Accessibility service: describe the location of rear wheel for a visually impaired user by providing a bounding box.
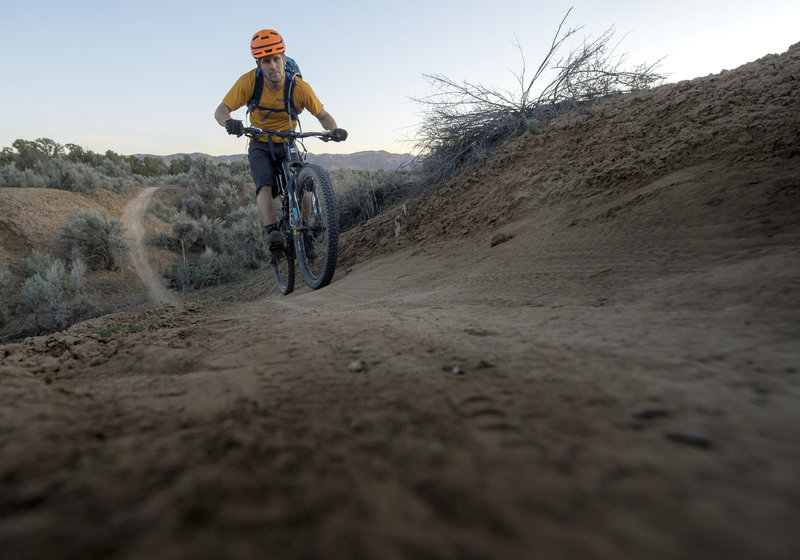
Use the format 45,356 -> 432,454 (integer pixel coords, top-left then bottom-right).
271,211 -> 295,295
294,164 -> 339,290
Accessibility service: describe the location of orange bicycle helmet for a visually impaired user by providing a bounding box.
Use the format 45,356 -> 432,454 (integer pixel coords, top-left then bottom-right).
251,29 -> 285,58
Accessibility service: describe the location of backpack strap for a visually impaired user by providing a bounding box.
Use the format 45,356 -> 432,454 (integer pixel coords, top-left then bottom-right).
246,65 -> 299,125
283,72 -> 298,122
246,67 -> 264,115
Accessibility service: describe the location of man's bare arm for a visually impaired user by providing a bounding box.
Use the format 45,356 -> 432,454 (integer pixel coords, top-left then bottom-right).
315,109 -> 338,131
215,103 -> 233,127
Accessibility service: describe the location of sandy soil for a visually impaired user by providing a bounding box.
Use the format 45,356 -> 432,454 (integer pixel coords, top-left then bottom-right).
1,45 -> 799,559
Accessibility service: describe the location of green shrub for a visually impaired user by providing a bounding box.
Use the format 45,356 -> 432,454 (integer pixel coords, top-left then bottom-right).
207,181 -> 242,218
21,257 -> 101,333
225,205 -> 268,269
179,193 -> 207,218
164,248 -> 239,290
20,249 -> 58,277
60,209 -> 129,270
332,169 -> 421,231
35,158 -> 110,193
150,197 -> 180,222
150,231 -> 181,251
0,164 -> 48,188
170,214 -> 201,266
196,215 -> 226,253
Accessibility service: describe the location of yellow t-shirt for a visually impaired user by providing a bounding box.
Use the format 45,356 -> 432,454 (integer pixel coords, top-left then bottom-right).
222,68 -> 323,142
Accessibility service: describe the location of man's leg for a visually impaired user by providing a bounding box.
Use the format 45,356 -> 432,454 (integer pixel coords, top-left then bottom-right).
257,185 -> 277,226
255,184 -> 283,257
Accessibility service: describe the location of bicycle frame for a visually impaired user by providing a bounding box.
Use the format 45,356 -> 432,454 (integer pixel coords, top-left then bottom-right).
243,126 -> 342,292
274,138 -> 306,239
245,127 -> 334,238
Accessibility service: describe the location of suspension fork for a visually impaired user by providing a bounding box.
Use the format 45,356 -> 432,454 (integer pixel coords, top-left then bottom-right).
281,140 -> 308,234
279,161 -> 304,238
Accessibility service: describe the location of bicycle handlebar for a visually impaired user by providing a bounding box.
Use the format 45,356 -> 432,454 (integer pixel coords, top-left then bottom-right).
243,127 -> 344,142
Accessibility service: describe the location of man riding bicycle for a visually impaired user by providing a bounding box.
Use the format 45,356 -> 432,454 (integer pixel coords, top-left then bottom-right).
214,29 -> 346,259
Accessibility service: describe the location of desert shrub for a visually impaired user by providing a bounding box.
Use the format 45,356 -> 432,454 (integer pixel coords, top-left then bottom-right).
196,215 -> 226,253
1,137 -> 140,192
0,164 -> 48,188
128,155 -> 168,177
21,257 -> 101,333
150,197 -> 181,222
170,214 -> 201,266
174,179 -> 246,220
332,169 -> 422,231
60,209 -> 129,270
414,9 -> 665,186
186,157 -> 233,191
35,158 -> 110,193
179,193 -> 207,218
150,231 -> 181,251
20,249 -> 58,277
164,248 -> 240,290
101,157 -> 133,178
207,181 -> 243,218
225,205 -> 268,269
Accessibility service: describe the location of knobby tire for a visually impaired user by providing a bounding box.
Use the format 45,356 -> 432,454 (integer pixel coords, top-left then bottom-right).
294,164 -> 339,290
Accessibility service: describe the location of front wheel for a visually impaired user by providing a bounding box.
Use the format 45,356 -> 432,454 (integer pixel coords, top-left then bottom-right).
294,164 -> 339,290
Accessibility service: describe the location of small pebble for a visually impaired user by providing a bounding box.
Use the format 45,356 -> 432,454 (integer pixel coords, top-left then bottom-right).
348,361 -> 364,373
666,429 -> 712,449
633,405 -> 670,420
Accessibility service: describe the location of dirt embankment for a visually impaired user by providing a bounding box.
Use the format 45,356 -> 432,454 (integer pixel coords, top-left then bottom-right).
0,45 -> 799,559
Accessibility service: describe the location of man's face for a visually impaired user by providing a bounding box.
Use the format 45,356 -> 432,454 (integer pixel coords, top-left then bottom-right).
258,54 -> 285,88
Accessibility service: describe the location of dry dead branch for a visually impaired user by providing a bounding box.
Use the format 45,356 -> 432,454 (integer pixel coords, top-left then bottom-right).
414,8 -> 665,185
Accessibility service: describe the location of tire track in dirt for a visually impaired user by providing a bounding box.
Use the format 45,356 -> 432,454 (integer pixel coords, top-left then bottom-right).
122,186 -> 177,305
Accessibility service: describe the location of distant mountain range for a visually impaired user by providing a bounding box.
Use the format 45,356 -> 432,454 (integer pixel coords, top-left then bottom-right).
133,150 -> 414,171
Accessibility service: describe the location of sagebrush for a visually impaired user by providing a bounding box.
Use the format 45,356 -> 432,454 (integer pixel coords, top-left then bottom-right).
60,209 -> 129,270
21,257 -> 101,334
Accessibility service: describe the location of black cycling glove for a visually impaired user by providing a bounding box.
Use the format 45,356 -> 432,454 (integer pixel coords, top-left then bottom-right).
331,128 -> 348,142
225,119 -> 244,137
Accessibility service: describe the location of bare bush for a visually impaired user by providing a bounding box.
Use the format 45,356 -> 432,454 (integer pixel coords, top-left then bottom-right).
414,8 -> 665,185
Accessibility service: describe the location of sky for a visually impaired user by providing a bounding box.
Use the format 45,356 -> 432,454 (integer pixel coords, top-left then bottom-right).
0,0 -> 798,157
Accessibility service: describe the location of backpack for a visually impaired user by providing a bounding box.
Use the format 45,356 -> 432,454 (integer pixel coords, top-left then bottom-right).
247,56 -> 302,124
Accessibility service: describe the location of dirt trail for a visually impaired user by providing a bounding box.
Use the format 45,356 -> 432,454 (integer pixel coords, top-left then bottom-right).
0,46 -> 799,559
121,186 -> 177,305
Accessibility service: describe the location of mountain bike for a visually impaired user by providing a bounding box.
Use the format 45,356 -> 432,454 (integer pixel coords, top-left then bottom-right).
243,127 -> 343,294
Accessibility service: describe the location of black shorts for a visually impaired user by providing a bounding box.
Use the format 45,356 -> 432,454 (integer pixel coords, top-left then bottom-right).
248,140 -> 287,198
